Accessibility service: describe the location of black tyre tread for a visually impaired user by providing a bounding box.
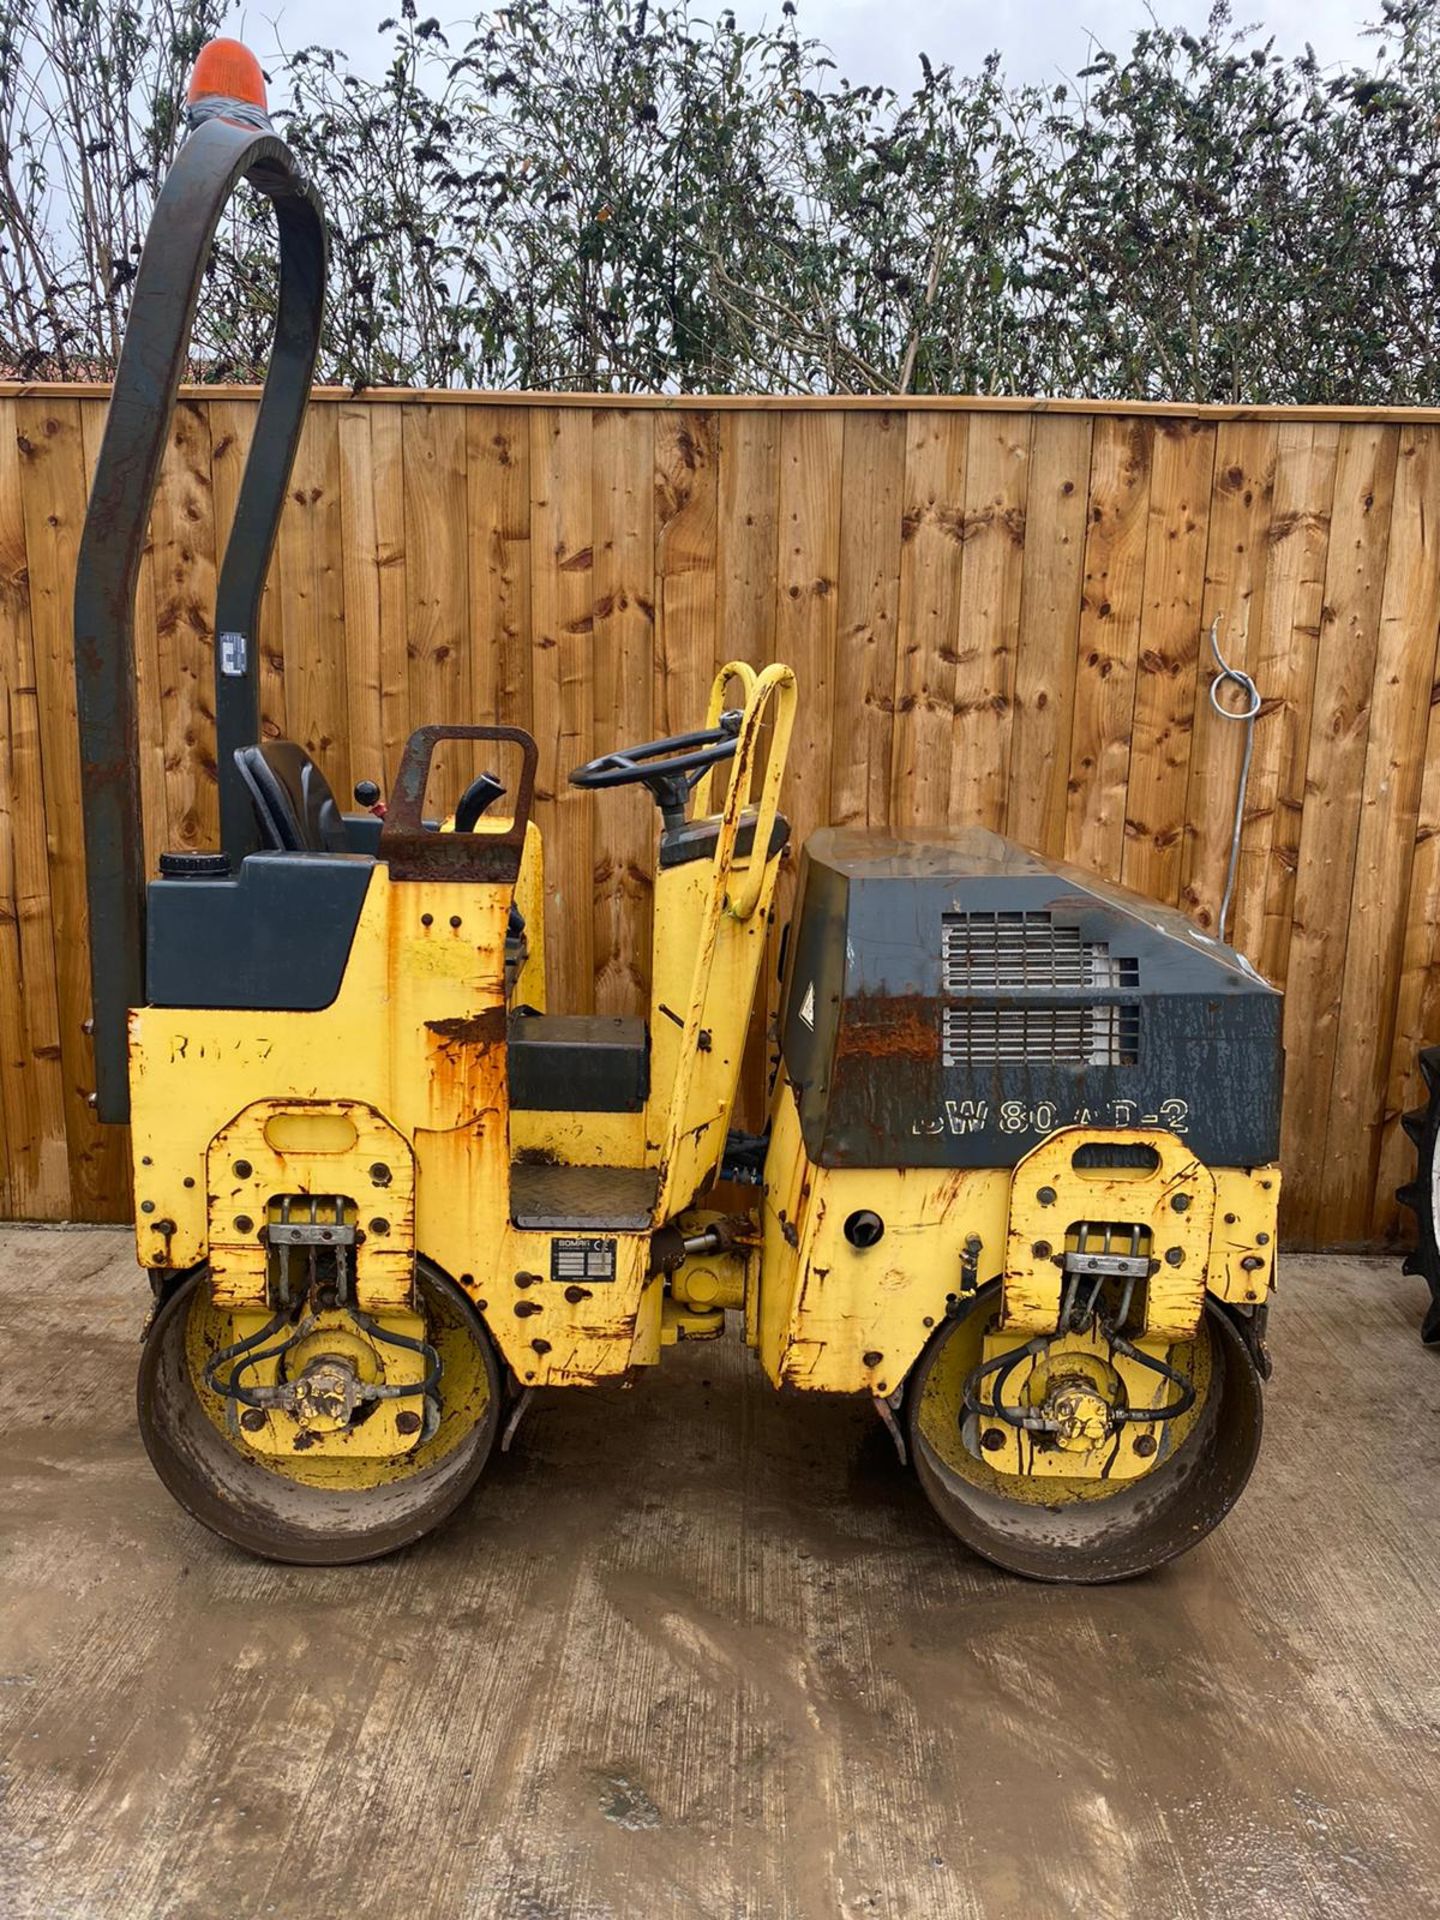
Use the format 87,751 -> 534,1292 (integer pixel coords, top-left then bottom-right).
1396,1046 -> 1440,1345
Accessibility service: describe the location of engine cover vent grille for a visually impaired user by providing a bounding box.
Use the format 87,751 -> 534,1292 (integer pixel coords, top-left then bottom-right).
942,1004 -> 1141,1066
942,911 -> 1139,992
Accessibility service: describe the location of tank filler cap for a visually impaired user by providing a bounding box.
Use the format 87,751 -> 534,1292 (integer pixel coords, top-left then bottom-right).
844,1210 -> 886,1250
158,850 -> 231,879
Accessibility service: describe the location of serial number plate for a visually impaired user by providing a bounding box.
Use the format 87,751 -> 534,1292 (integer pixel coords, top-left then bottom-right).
551,1237 -> 617,1283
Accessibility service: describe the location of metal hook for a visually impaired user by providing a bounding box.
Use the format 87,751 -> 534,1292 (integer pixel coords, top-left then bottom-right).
1206,615 -> 1262,947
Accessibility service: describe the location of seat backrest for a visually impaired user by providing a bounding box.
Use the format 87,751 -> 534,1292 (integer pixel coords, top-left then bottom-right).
234,741 -> 350,854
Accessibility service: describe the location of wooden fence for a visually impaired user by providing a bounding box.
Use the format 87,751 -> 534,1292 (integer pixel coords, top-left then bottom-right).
3,384 -> 1440,1246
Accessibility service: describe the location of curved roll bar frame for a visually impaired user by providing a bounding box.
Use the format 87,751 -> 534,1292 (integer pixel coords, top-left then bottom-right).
73,116 -> 327,1122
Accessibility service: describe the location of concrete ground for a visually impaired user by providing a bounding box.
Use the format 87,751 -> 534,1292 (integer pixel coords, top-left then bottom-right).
1,1229 -> 1438,1920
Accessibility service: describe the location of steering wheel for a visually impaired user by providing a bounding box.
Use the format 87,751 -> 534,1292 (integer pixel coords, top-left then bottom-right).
568,712 -> 743,827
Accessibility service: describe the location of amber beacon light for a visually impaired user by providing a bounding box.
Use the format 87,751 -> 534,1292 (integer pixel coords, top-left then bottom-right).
186,37 -> 268,113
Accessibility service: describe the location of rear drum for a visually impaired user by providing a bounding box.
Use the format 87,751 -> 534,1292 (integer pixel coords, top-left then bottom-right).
906,1282 -> 1263,1583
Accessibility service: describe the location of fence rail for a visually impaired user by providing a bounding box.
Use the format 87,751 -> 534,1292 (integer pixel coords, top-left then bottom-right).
2,385 -> 1438,1247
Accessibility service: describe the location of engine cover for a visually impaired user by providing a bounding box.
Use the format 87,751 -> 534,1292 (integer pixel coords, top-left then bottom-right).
778,827 -> 1283,1170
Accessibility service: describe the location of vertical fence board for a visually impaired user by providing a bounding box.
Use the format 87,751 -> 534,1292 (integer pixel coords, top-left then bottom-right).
530,408 -> 595,1012
339,402 -> 411,789
1247,424 -> 1339,984
1325,427 -> 1440,1242
654,411 -> 719,741
1121,420 -> 1218,906
277,409 -> 350,800
1007,414 -> 1093,859
465,405 -> 532,735
891,413 -> 968,830
717,411 -> 780,676
1064,417 -> 1153,880
1282,424 -> 1400,1243
775,412 -> 844,852
6,387 -> 1440,1248
949,412 -> 1032,832
0,399 -> 71,1218
592,409 -> 655,1015
831,410 -> 904,830
14,396 -> 128,1219
402,404 -> 472,809
147,396 -> 219,852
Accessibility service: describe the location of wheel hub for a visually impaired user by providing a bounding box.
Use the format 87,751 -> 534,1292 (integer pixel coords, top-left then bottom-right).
1045,1370 -> 1114,1451
291,1355 -> 366,1431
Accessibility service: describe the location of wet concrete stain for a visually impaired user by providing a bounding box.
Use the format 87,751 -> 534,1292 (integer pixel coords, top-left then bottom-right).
1,1227 -> 1438,1917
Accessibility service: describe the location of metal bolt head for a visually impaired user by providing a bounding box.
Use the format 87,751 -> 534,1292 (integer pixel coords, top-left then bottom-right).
980,1427 -> 1007,1453
1037,1186 -> 1057,1207
369,1162 -> 392,1188
1170,1192 -> 1191,1213
395,1410 -> 422,1436
1164,1247 -> 1184,1267
1032,1240 -> 1052,1261
240,1408 -> 266,1433
1133,1432 -> 1158,1458
233,1159 -> 252,1179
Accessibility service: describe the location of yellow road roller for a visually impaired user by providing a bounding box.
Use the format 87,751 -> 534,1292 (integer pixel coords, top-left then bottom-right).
70,41 -> 1282,1579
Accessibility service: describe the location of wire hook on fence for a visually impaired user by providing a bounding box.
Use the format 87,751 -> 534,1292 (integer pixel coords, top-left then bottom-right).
1206,614 -> 1263,947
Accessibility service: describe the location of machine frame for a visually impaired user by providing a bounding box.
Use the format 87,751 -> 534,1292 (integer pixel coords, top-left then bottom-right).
70,42 -> 1283,1579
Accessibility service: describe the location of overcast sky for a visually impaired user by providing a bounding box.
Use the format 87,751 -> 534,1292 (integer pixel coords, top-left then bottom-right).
221,0 -> 1381,93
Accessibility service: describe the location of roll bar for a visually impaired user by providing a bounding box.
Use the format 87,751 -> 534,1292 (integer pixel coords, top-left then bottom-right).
73,100 -> 327,1122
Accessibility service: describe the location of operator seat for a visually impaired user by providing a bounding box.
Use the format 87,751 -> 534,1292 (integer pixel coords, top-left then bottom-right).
234,741 -> 350,854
